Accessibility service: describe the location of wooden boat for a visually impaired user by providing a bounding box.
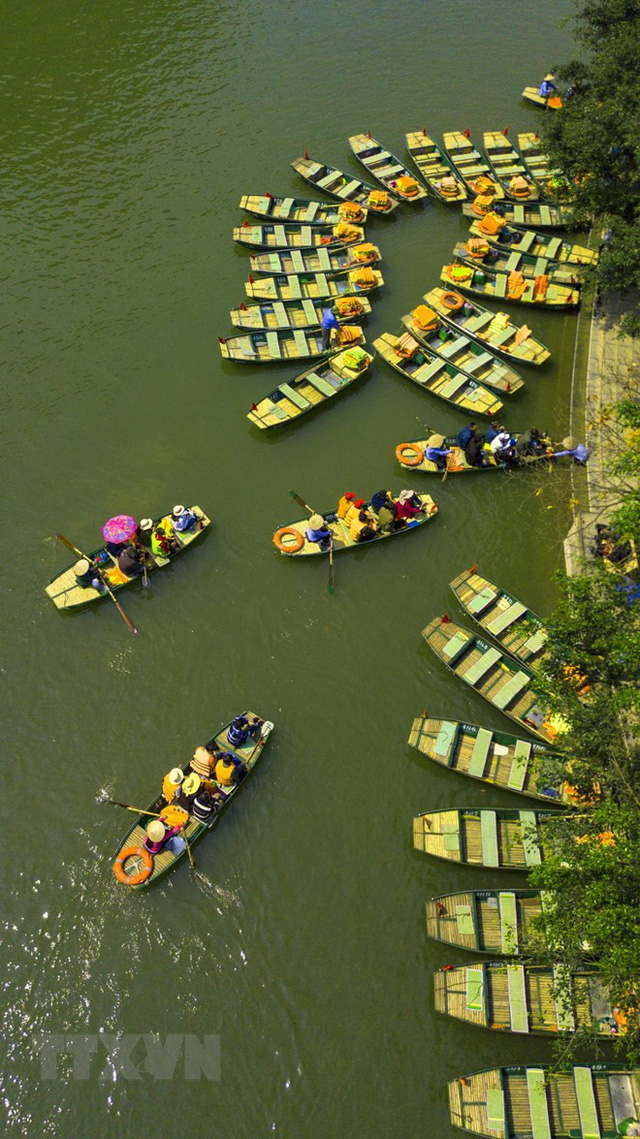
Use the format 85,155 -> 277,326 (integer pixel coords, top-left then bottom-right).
413,808 -> 555,869
462,198 -> 569,228
112,714 -> 273,890
405,130 -> 466,202
516,133 -> 560,188
272,492 -> 438,557
373,332 -> 503,417
239,193 -> 367,226
421,615 -> 565,744
424,287 -> 551,366
347,133 -> 428,201
229,295 -> 371,332
233,221 -> 365,251
395,433 -> 554,476
426,889 -> 545,956
441,262 -> 581,311
435,963 -> 616,1037
482,131 -> 539,201
408,716 -> 565,803
218,326 -> 364,364
522,83 -> 563,108
46,506 -> 210,610
468,218 -> 598,267
247,346 -> 372,429
248,242 -> 381,276
452,241 -> 582,287
448,1064 -> 639,1138
401,307 -> 524,395
442,131 -> 504,199
291,154 -> 399,214
245,267 -> 384,302
450,568 -> 548,671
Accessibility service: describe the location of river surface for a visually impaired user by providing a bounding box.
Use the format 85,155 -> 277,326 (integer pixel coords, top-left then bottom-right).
3,2 -> 586,1135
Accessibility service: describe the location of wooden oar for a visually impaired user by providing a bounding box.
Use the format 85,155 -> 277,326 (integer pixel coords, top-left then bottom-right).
55,533 -> 137,635
289,489 -> 315,514
328,537 -> 335,594
103,798 -> 163,817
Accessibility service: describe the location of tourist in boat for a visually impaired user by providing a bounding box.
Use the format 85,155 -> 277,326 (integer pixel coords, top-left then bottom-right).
456,422 -> 478,449
175,771 -> 201,812
425,434 -> 453,471
151,518 -> 179,558
306,513 -> 332,550
162,767 -> 185,804
371,489 -> 395,513
321,307 -> 340,350
491,430 -> 519,467
464,431 -> 489,468
227,715 -> 263,748
553,435 -> 590,464
538,73 -> 557,98
117,543 -> 145,577
143,819 -> 186,857
170,505 -> 198,533
137,518 -> 154,548
395,489 -> 423,521
484,421 -> 502,445
344,497 -> 366,526
350,509 -> 378,542
214,752 -> 247,786
372,491 -> 403,532
191,788 -> 223,825
190,745 -> 220,780
337,491 -> 356,518
515,427 -> 548,457
73,558 -> 107,593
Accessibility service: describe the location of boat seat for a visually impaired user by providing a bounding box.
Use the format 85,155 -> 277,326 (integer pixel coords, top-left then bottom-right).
573,1068 -> 601,1139
317,172 -> 337,190
442,821 -> 460,853
534,257 -> 549,276
438,373 -> 468,399
494,670 -> 530,709
609,1074 -> 636,1128
518,230 -> 536,252
279,197 -> 294,216
507,964 -> 529,1032
520,811 -> 541,866
522,629 -> 546,656
468,586 -> 498,615
486,1088 -> 506,1132
587,975 -> 612,1021
546,237 -> 561,259
526,1069 -> 552,1139
480,811 -> 499,867
267,403 -> 288,421
455,904 -> 474,935
442,630 -> 473,664
290,250 -> 306,273
465,350 -> 493,373
287,277 -> 303,298
553,964 -> 576,1031
308,373 -> 337,398
513,205 -> 526,223
507,739 -> 531,791
299,226 -> 312,246
499,892 -> 518,953
272,302 -> 290,328
273,225 -> 289,247
465,647 -> 501,686
278,382 -> 310,410
342,180 -> 361,197
547,285 -> 559,301
465,311 -> 493,332
315,249 -> 332,271
468,728 -> 493,777
266,331 -> 282,358
491,326 -> 515,346
417,359 -> 446,383
301,299 -> 318,323
316,273 -> 329,293
505,252 -> 521,272
488,601 -> 527,635
494,274 -> 508,299
433,720 -> 458,760
293,329 -> 310,355
436,338 -> 462,359
539,206 -> 552,225
305,201 -> 319,220
466,966 -> 484,1011
522,280 -> 536,302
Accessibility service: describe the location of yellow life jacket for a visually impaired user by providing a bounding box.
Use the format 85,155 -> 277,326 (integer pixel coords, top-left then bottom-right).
412,304 -> 438,332
465,238 -> 490,258
338,201 -> 364,223
394,333 -> 420,360
507,271 -> 526,298
478,212 -> 506,236
352,243 -> 377,262
367,189 -> 389,210
438,176 -> 458,195
334,296 -> 364,316
448,264 -> 472,282
471,175 -> 495,195
533,274 -> 549,299
335,222 -> 360,242
471,193 -> 494,216
337,324 -> 361,344
215,757 -> 236,786
396,175 -> 419,197
349,266 -> 376,289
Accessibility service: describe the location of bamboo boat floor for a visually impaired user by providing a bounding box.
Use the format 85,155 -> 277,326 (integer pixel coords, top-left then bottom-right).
425,890 -> 545,956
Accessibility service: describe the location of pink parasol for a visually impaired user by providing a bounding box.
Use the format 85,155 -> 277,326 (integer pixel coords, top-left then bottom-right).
102,515 -> 137,544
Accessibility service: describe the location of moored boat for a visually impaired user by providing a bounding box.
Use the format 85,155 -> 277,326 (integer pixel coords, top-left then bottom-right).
408,716 -> 565,803
348,132 -> 428,201
421,615 -> 565,744
272,491 -> 438,557
395,433 -> 554,475
441,262 -> 580,310
424,287 -> 551,366
111,714 -> 273,889
374,331 -> 503,417
233,220 -> 365,251
426,889 -> 545,956
291,154 -> 399,214
247,346 -> 372,429
516,133 -> 560,189
448,1064 -> 639,1138
522,83 -> 563,108
230,295 -> 371,332
452,239 -> 582,287
218,325 -> 364,364
442,130 -> 504,199
483,131 -> 539,201
248,241 -> 380,276
413,808 -> 555,869
450,567 -> 548,670
468,215 -> 598,267
405,130 -> 466,202
239,193 -> 367,225
46,506 -> 211,610
245,266 -> 384,301
402,305 -> 524,395
462,198 -> 570,228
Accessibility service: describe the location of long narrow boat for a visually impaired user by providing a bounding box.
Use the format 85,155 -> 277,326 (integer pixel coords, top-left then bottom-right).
245,266 -> 384,301
239,193 -> 367,226
46,506 -> 210,610
442,131 -> 504,198
348,133 -> 428,201
402,306 -> 524,395
272,491 -> 438,557
218,326 -> 364,364
374,332 -> 503,417
230,295 -> 371,332
112,714 -> 273,889
248,241 -> 380,276
405,130 -> 467,202
449,1064 -> 639,1138
395,433 -> 554,476
421,615 -> 564,744
413,808 -> 555,869
426,889 -> 545,956
441,263 -> 580,311
247,347 -> 372,429
424,287 -> 551,366
450,568 -> 548,670
522,83 -> 563,108
482,131 -> 539,201
516,133 -> 560,189
291,154 -> 399,214
452,240 -> 581,287
435,963 -> 616,1037
468,217 -> 598,267
462,198 -> 569,228
408,716 -> 565,803
233,221 -> 365,251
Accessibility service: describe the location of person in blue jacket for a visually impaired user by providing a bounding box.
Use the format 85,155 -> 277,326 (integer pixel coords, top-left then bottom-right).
306,513 -> 332,550
321,308 -> 340,350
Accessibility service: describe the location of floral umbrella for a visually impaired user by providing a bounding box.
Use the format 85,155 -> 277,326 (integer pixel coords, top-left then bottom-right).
102,515 -> 137,544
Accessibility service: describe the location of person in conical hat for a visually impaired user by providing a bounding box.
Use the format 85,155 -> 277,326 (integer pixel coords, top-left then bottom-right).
539,73 -> 557,98
554,436 -> 589,464
305,512 -> 332,550
425,434 -> 453,472
73,558 -> 106,594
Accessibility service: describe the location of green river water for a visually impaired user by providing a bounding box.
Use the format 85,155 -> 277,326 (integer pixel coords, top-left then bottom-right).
3,2 -> 589,1135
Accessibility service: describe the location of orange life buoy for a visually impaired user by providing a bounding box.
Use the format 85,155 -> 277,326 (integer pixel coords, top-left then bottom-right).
113,845 -> 153,886
395,442 -> 423,467
273,527 -> 305,553
441,291 -> 464,312
510,186 -> 531,198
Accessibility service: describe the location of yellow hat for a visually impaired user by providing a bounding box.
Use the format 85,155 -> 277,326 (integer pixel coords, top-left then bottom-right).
182,772 -> 201,796
146,820 -> 166,842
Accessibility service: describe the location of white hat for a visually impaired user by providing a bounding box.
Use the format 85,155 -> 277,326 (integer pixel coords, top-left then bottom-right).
139,518 -> 153,531
309,513 -> 325,529
146,820 -> 166,842
399,489 -> 415,502
74,559 -> 90,575
167,768 -> 184,786
172,505 -> 185,517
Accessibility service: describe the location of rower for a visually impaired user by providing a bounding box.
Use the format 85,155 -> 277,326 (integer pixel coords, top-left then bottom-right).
306,513 -> 332,550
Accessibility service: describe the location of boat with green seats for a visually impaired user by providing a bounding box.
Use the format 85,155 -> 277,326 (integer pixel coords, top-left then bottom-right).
374,331 -> 503,417
248,241 -> 380,276
467,217 -> 598,266
424,287 -> 550,366
395,432 -> 555,476
402,306 -> 524,395
462,198 -> 570,228
247,347 -> 372,428
413,808 -> 556,869
452,240 -> 581,287
218,326 -> 364,364
233,221 -> 365,251
426,889 -> 546,956
441,262 -> 580,311
245,267 -> 383,302
348,132 -> 428,201
483,130 -> 539,201
442,130 -> 504,199
239,193 -> 367,225
450,567 -> 547,670
291,154 -> 399,214
229,295 -> 371,332
405,130 -> 466,202
272,492 -> 438,557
